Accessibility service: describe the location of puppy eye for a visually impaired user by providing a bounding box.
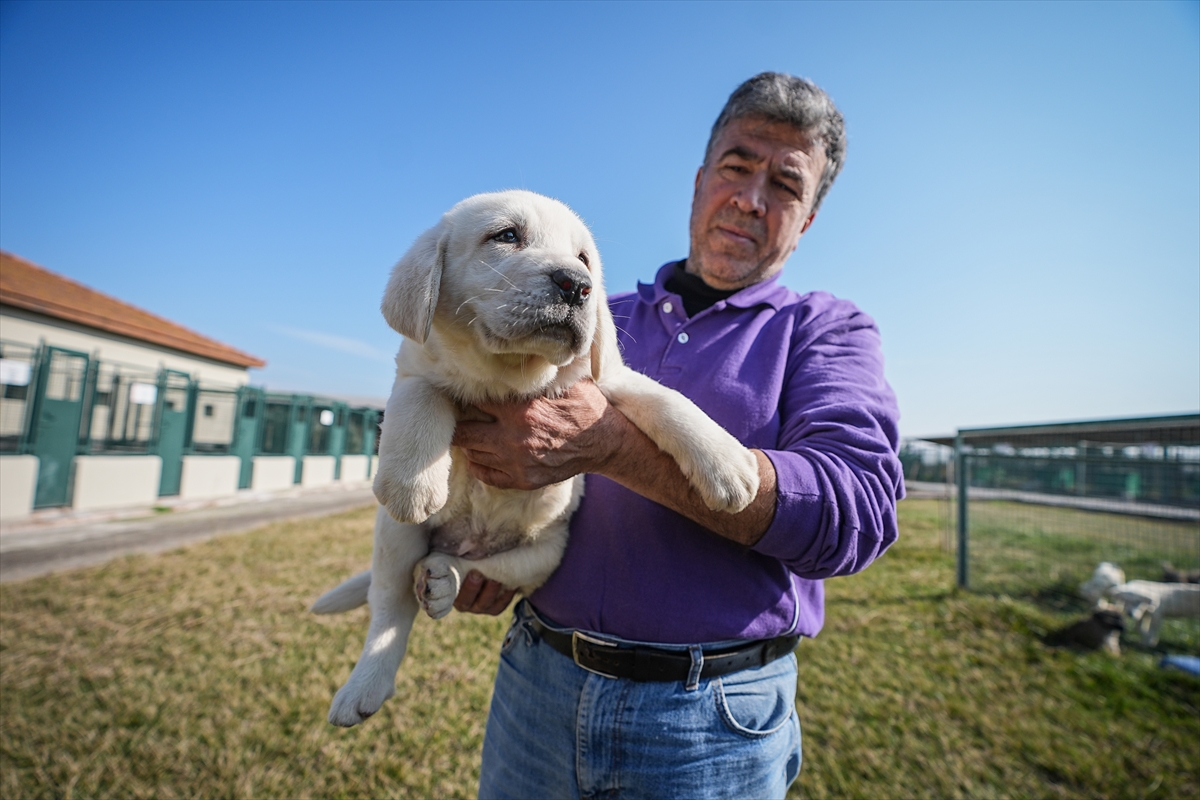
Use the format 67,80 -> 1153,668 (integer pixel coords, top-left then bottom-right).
492,228 -> 521,245
578,252 -> 590,268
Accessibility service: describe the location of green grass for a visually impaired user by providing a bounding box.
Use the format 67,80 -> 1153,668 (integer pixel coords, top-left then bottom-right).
963,501 -> 1200,653
967,500 -> 1199,599
1,500 -> 1198,799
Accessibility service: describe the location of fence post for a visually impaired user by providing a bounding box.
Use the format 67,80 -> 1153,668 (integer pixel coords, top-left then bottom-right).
956,433 -> 969,589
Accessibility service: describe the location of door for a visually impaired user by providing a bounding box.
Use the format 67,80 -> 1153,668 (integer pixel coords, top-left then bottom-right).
328,403 -> 348,479
232,387 -> 263,489
288,397 -> 312,484
155,371 -> 192,496
31,347 -> 89,508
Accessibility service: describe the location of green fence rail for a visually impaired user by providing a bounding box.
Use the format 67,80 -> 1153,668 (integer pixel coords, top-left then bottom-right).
0,339 -> 381,507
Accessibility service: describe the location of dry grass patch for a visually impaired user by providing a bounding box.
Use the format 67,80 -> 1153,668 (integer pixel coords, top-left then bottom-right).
1,500 -> 1197,799
1,506 -> 508,799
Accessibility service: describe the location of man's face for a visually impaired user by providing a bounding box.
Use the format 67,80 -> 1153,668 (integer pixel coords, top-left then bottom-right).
687,116 -> 828,290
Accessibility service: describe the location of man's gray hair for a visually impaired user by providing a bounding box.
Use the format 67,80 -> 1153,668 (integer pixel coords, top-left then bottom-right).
704,72 -> 847,213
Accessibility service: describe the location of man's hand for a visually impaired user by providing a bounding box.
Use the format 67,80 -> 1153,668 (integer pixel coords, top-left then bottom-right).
453,374 -> 777,547
453,570 -> 517,615
452,379 -> 625,490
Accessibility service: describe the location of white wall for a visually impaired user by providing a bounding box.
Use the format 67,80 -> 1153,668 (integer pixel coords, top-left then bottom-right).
301,455 -> 336,487
1,307 -> 251,387
251,456 -> 295,492
0,455 -> 39,521
339,454 -> 369,483
179,456 -> 241,500
72,455 -> 162,511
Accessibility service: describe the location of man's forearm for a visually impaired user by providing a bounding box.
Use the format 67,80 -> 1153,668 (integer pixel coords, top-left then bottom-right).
453,380 -> 778,546
593,408 -> 778,547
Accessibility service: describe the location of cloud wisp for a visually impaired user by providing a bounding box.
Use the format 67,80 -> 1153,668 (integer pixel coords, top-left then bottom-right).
268,324 -> 394,363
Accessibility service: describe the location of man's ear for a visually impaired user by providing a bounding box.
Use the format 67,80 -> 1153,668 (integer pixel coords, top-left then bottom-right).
381,221 -> 448,343
800,211 -> 817,235
694,166 -> 704,196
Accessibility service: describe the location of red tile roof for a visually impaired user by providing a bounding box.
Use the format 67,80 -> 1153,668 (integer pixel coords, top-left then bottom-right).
0,251 -> 266,368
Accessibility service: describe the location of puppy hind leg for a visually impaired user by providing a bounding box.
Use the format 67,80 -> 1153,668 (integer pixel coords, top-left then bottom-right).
416,525 -> 570,619
328,509 -> 429,727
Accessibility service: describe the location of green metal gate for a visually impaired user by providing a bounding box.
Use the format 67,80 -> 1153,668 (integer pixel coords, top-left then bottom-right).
155,370 -> 192,497
232,386 -> 264,489
288,396 -> 312,484
328,403 -> 348,478
30,346 -> 90,508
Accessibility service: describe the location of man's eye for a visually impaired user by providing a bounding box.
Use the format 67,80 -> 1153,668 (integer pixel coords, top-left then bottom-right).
493,228 -> 520,244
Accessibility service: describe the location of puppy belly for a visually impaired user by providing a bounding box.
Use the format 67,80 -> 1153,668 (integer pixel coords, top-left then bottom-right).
428,519 -> 529,560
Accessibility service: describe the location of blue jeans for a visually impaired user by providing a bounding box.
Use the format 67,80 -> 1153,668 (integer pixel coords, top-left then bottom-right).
479,601 -> 802,800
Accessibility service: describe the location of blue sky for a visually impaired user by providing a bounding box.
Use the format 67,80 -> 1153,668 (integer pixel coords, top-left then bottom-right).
1,0 -> 1197,437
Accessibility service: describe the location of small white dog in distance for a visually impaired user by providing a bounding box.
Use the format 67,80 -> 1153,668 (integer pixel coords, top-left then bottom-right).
1109,580 -> 1200,647
1079,561 -> 1200,647
312,190 -> 760,727
1079,562 -> 1126,605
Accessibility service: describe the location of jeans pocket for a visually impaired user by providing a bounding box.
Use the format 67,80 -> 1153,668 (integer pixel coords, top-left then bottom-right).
500,615 -> 529,656
714,653 -> 797,739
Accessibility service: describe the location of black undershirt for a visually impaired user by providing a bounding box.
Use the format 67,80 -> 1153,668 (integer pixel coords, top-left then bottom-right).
663,261 -> 739,317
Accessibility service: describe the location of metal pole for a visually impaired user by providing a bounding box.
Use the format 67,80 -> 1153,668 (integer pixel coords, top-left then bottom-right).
956,433 -> 969,589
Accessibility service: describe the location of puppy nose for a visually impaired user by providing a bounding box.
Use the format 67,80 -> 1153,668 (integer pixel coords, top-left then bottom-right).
550,269 -> 592,306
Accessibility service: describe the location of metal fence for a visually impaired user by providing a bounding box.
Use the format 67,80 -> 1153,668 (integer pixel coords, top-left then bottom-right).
920,416 -> 1200,652
0,339 -> 382,507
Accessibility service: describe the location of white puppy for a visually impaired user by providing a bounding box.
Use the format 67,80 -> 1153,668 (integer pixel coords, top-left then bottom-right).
1079,561 -> 1200,646
1079,562 -> 1125,605
313,190 -> 759,727
1108,580 -> 1200,647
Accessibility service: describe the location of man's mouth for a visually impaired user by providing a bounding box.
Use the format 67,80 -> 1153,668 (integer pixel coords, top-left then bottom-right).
715,225 -> 757,246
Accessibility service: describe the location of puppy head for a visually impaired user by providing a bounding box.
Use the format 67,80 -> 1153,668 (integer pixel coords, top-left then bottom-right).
1080,561 -> 1126,603
382,190 -> 609,374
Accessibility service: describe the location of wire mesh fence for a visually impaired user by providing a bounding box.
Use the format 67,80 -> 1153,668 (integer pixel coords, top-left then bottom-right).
905,417 -> 1200,652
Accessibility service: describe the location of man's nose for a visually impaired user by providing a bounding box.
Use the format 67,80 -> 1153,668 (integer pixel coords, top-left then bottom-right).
731,174 -> 768,216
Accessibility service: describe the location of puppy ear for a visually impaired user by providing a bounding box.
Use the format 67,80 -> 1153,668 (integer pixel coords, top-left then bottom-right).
590,283 -> 618,381
381,222 -> 448,343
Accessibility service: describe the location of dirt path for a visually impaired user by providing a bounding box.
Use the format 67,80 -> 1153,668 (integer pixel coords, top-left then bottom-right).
0,486 -> 376,582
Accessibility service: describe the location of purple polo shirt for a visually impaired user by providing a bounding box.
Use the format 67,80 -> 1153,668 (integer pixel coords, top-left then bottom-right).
529,262 -> 904,644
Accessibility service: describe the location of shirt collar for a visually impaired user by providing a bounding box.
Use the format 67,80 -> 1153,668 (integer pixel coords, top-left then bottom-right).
638,261 -> 791,312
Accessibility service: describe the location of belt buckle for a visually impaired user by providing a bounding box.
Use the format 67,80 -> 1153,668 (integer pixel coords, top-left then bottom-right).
572,630 -> 620,680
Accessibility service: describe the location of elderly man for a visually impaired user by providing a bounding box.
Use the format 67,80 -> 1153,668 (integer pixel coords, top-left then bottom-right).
452,72 -> 903,799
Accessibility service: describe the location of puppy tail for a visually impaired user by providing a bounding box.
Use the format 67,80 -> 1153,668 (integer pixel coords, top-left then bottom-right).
310,570 -> 372,614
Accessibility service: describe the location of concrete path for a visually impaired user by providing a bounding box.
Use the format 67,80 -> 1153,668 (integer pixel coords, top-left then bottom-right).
0,484 -> 377,583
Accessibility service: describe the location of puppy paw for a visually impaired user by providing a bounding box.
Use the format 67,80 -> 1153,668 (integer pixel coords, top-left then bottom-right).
414,555 -> 462,620
685,447 -> 760,513
374,470 -> 448,524
328,674 -> 395,728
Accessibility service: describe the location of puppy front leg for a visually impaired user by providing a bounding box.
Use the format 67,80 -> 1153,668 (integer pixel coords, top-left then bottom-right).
600,367 -> 759,513
1141,603 -> 1165,647
374,374 -> 457,523
414,524 -> 571,619
328,508 -> 428,727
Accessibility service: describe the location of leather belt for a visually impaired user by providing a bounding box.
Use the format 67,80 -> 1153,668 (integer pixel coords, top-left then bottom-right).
528,616 -> 799,683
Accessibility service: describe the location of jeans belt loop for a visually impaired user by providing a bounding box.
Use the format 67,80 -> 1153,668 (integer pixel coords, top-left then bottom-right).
685,645 -> 704,691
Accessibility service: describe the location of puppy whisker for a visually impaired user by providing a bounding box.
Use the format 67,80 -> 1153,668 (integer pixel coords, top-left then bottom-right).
478,259 -> 518,289
456,295 -> 484,316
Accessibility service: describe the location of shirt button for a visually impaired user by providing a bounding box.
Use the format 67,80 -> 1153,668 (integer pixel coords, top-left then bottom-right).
663,301 -> 673,314
677,332 -> 689,344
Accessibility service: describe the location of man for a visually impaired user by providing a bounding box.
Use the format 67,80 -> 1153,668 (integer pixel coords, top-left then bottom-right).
452,72 -> 903,799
